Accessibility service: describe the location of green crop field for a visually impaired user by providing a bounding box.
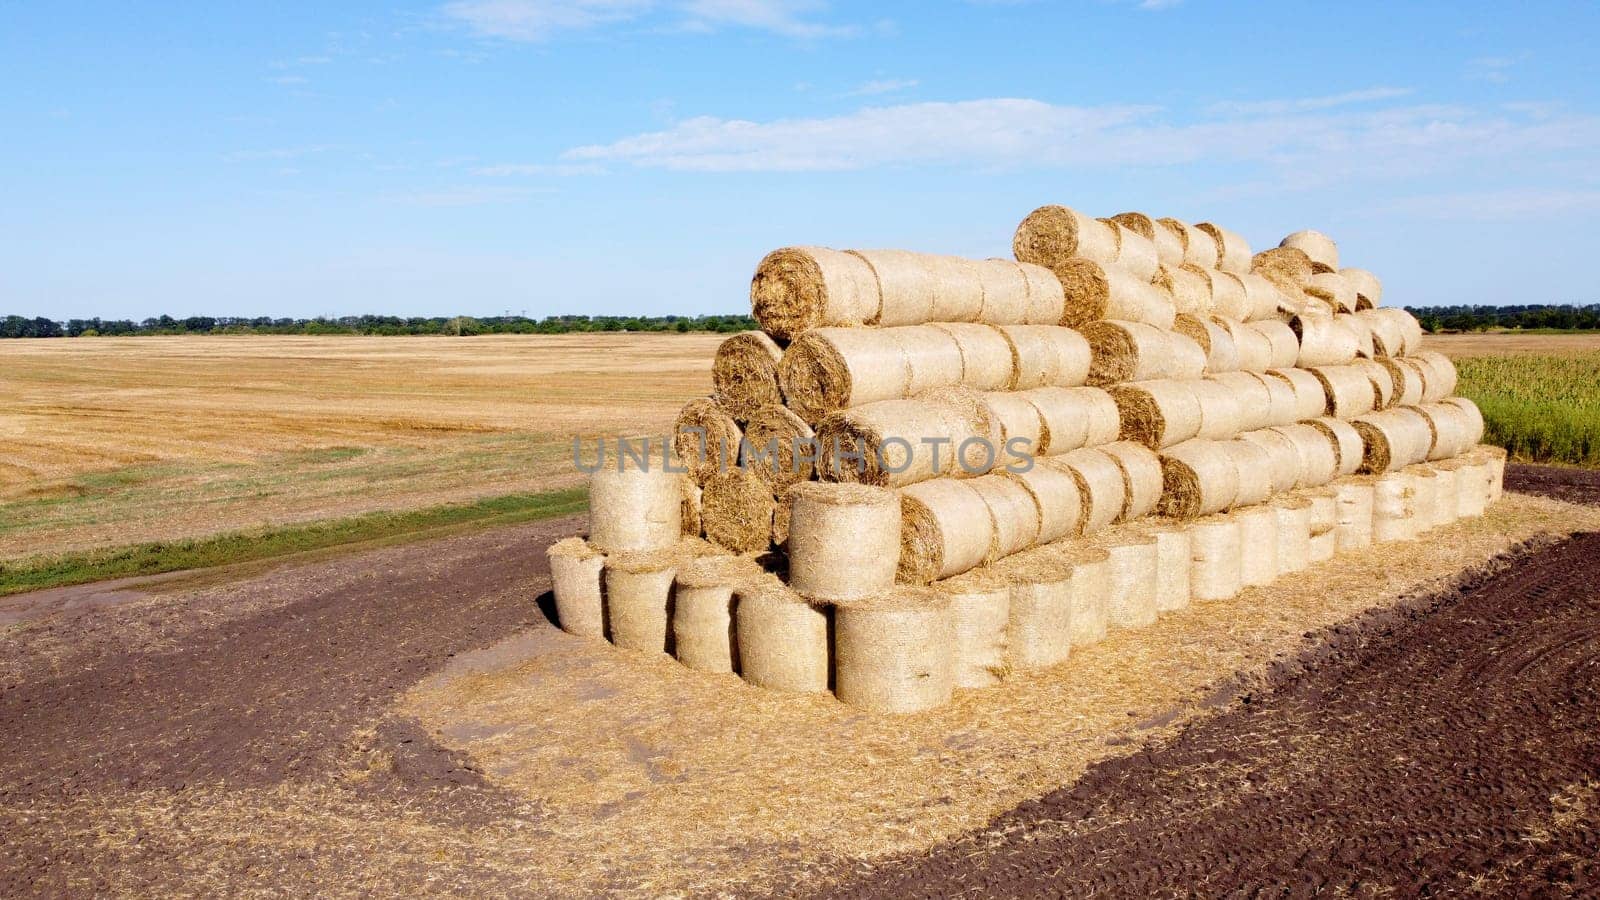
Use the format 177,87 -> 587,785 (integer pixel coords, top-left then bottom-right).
1455,351 -> 1600,466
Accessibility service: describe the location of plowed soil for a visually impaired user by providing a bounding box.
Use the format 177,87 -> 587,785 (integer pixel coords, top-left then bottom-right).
816,531 -> 1600,898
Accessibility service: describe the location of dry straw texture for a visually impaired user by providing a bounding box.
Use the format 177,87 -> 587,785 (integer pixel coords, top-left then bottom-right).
1248,319 -> 1301,369
1083,320 -> 1179,385
1272,423 -> 1340,489
1019,262 -> 1068,325
701,468 -> 775,554
1305,271 -> 1357,314
1111,211 -> 1185,267
1158,217 -> 1220,268
1334,480 -> 1376,551
1155,263 -> 1214,316
604,550 -> 680,654
833,588 -> 955,714
1004,558 -> 1075,669
968,474 -> 1043,563
673,555 -> 760,674
1350,357 -> 1396,409
815,394 -> 984,487
779,327 -> 910,423
548,537 -> 607,639
1188,265 -> 1251,321
1213,316 -> 1273,371
1225,439 -> 1276,508
1339,313 -> 1378,359
750,246 -> 879,340
1272,496 -> 1313,574
1305,487 -> 1338,535
1197,222 -> 1252,273
1309,365 -> 1379,419
939,570 -> 1013,688
1290,314 -> 1360,367
1173,313 -> 1240,374
1013,204 -> 1121,269
735,576 -> 831,692
851,249 -> 938,327
1064,547 -> 1110,645
1005,464 -> 1083,544
1053,447 -> 1128,534
1021,386 -> 1120,455
1405,465 -> 1442,532
1376,308 -> 1424,355
1265,366 -> 1331,422
923,254 -> 987,323
681,480 -> 703,538
1341,268 -> 1382,308
1354,309 -> 1402,357
1234,505 -> 1280,587
1159,439 -> 1239,519
1456,458 -> 1491,519
1418,400 -> 1482,461
1252,246 -> 1314,298
1476,444 -> 1506,503
1149,524 -> 1193,613
1189,378 -> 1246,440
1427,464 -> 1460,530
1307,416 -> 1365,477
995,325 -> 1090,390
1372,471 -> 1418,542
786,482 -> 899,602
1189,514 -> 1243,601
1378,357 -> 1426,407
1441,397 -> 1486,448
1110,380 -> 1203,449
1280,229 -> 1339,272
1237,272 -> 1290,322
1102,218 -> 1161,280
892,325 -> 966,395
1098,529 -> 1159,629
1101,440 -> 1164,521
1237,427 -> 1304,494
1206,371 -> 1273,431
1352,408 -> 1434,474
971,258 -> 1030,325
741,405 -> 816,489
712,331 -> 786,420
899,478 -> 993,584
933,323 -> 1017,392
1053,258 -> 1176,329
1412,350 -> 1460,401
674,398 -> 744,485
982,392 -> 1045,455
588,465 -> 683,554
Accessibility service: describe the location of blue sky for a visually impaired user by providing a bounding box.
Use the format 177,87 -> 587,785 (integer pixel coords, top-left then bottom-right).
3,1 -> 1598,320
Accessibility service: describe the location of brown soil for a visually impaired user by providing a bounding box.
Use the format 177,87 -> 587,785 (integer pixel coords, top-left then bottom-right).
1506,461 -> 1600,506
811,532 -> 1600,898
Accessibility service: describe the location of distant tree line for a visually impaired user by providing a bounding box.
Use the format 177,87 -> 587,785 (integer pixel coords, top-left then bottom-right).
1406,304 -> 1600,333
0,313 -> 759,338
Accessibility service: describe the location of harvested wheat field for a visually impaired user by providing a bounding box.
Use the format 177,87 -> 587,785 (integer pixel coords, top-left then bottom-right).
0,334 -> 719,559
4,475 -> 1599,897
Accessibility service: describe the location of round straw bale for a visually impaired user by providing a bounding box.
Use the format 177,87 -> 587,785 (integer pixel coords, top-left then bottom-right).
1246,319 -> 1300,368
888,325 -> 965,396
674,398 -> 743,486
1013,205 -> 1120,268
1206,371 -> 1273,431
1440,397 -> 1486,445
1019,262 -> 1067,325
1307,416 -> 1365,476
1234,272 -> 1286,322
1280,230 -> 1339,272
1375,308 -> 1424,355
1305,271 -> 1357,314
1334,480 -> 1375,551
972,258 -> 1030,325
1066,548 -> 1111,645
673,555 -> 761,673
1353,309 -> 1402,357
1252,246 -> 1314,296
1159,439 -> 1240,519
787,482 -> 898,601
779,327 -> 911,424
1350,358 -> 1395,409
751,246 -> 880,340
712,331 -> 785,420
1454,457 -> 1491,519
1371,471 -> 1417,543
1096,529 -> 1159,629
735,576 -> 831,692
1101,219 -> 1160,280
682,480 -> 703,537
982,392 -> 1044,459
1197,222 -> 1252,273
1237,427 -> 1304,494
1261,368 -> 1325,422
1168,333 -> 1209,381
899,479 -> 993,584
1248,370 -> 1302,428
1189,379 -> 1246,440
1310,365 -> 1378,419
937,569 -> 1012,688
1101,440 -> 1164,521
701,468 -> 774,554
929,323 -> 1014,392
1417,401 -> 1481,461
1412,350 -> 1459,401
1148,524 -> 1193,613
850,249 -> 938,327
589,465 -> 683,554
1404,465 -> 1443,532
1272,496 -> 1312,574
1053,258 -> 1176,329
1110,380 -> 1204,449
741,404 -> 816,489
1082,319 -> 1176,385
1379,357 -> 1426,407
1159,217 -> 1219,269
1428,463 -> 1460,529
604,549 -> 679,654
1341,268 -> 1382,309
1042,327 -> 1093,386
815,396 -> 976,487
1004,464 -> 1083,544
1053,447 -> 1128,534
771,485 -> 792,547
549,537 -> 606,639
1224,439 -> 1275,508
1002,555 -> 1074,668
1352,407 -> 1434,474
996,325 -> 1090,390
923,254 -> 986,323
833,588 -> 955,714
930,386 -> 1006,476
1174,313 -> 1240,374
1290,314 -> 1360,367
1308,529 -> 1337,563
1186,265 -> 1251,321
1190,515 -> 1243,601
1271,423 -> 1340,488
1234,505 -> 1279,587
1022,386 -> 1120,455
1306,487 -> 1338,538
1337,313 -> 1377,359
968,473 -> 1043,563
1475,445 -> 1506,504
1211,316 -> 1272,371
1112,211 -> 1185,267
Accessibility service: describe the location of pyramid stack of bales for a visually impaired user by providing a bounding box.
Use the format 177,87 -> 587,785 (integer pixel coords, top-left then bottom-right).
548,207 -> 1502,715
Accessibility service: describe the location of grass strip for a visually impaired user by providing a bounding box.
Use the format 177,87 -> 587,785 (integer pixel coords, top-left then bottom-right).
1455,352 -> 1600,467
0,487 -> 588,597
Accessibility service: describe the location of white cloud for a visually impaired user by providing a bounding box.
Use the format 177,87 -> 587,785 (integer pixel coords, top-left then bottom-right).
1468,55 -> 1518,83
1207,87 -> 1414,117
1137,0 -> 1183,9
560,96 -> 1600,188
388,185 -> 554,206
440,0 -> 855,40
472,162 -> 608,176
846,78 -> 918,96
